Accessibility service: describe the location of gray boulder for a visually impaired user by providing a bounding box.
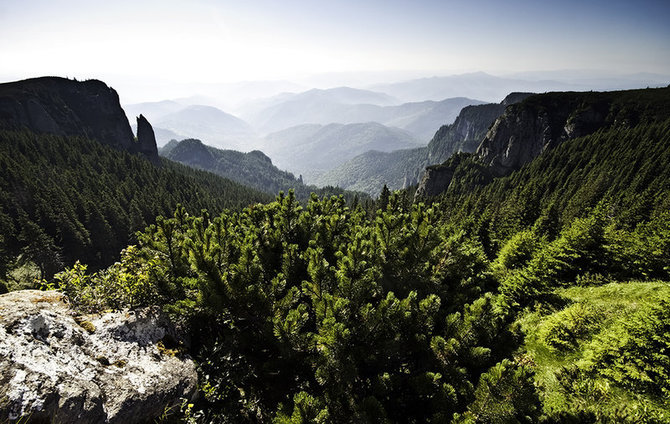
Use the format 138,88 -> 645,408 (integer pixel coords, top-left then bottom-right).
0,290 -> 197,423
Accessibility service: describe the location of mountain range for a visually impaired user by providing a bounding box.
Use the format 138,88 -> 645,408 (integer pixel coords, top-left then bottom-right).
369,71 -> 670,103
262,122 -> 423,182
125,89 -> 483,150
2,74 -> 670,423
159,138 -> 361,200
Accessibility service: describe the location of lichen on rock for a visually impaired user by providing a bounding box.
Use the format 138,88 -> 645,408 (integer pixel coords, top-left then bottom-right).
0,290 -> 197,423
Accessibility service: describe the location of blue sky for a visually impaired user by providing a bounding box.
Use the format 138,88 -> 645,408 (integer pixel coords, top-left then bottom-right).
1,0 -> 668,98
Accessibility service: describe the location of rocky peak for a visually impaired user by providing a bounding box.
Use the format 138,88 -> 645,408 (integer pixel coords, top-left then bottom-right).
0,77 -> 159,164
411,92 -> 534,195
476,92 -> 612,176
136,114 -> 160,165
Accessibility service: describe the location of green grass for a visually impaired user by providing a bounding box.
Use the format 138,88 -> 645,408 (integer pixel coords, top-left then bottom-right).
518,280 -> 670,422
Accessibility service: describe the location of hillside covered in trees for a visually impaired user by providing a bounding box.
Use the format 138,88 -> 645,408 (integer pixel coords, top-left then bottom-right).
0,129 -> 271,291
48,87 -> 670,422
160,138 -> 366,201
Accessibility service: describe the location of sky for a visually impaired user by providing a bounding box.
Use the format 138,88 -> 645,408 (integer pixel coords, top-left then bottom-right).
1,0 -> 669,102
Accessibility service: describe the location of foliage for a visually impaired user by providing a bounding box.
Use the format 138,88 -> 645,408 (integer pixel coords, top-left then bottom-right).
0,129 -> 270,281
538,302 -> 604,352
59,192 -> 526,422
454,358 -> 541,424
584,295 -> 670,397
520,281 -> 670,423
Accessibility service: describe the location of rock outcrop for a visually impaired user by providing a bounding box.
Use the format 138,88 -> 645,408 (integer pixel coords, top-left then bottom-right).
414,165 -> 454,198
475,89 -> 662,177
0,77 -> 159,164
417,87 -> 670,197
136,114 -> 161,165
0,290 -> 197,423
425,93 -> 533,166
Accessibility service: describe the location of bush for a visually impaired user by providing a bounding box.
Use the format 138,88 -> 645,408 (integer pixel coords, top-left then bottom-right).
454,358 -> 541,424
56,245 -> 164,311
585,296 -> 670,397
495,230 -> 543,272
538,303 -> 605,352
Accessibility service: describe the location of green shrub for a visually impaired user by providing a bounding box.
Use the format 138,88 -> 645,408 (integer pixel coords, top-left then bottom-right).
495,230 -> 543,271
454,358 -> 541,424
585,297 -> 670,397
539,303 -> 605,352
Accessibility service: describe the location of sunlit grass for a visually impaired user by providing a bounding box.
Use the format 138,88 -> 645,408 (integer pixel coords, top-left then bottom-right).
519,280 -> 670,421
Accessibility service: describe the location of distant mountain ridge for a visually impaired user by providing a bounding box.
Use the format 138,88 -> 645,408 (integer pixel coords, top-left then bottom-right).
370,71 -> 669,103
263,122 -> 422,182
153,105 -> 258,151
243,88 -> 482,139
0,77 -> 159,164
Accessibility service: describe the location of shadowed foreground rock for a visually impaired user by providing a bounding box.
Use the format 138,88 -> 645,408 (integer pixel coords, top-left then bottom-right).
0,290 -> 197,423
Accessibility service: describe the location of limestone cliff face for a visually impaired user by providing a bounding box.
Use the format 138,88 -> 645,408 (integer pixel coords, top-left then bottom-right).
0,290 -> 196,423
413,93 -> 532,196
476,92 -> 617,177
414,165 -> 454,198
422,93 -> 533,174
0,77 -> 159,164
426,103 -> 506,164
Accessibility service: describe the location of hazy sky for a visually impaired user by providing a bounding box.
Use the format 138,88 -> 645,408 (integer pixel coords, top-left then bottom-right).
1,0 -> 669,101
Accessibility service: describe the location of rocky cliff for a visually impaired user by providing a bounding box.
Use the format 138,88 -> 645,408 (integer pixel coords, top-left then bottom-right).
411,93 -> 532,196
477,88 -> 670,177
0,290 -> 196,423
0,77 -> 159,164
417,87 -> 670,197
316,93 -> 532,196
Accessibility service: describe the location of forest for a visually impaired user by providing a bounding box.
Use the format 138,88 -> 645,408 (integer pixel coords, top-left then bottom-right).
0,129 -> 271,289
49,117 -> 670,422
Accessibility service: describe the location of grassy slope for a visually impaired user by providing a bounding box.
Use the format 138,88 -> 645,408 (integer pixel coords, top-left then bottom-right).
519,281 -> 670,422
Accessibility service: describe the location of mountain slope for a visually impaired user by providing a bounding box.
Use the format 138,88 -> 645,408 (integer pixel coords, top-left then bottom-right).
316,93 -> 531,196
417,87 -> 670,197
154,105 -> 258,150
263,122 -> 422,181
0,77 -> 159,163
0,130 -> 270,284
161,138 -> 304,196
